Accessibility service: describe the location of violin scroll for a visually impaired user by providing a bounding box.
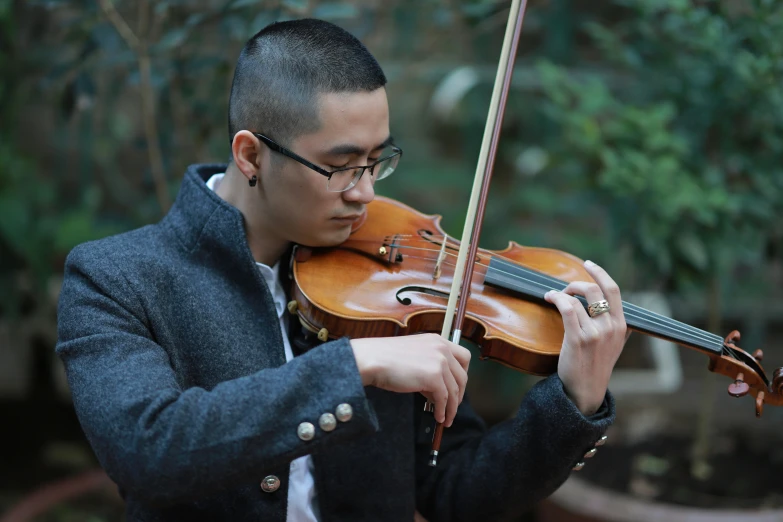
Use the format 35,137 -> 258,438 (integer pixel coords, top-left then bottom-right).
712,331 -> 783,417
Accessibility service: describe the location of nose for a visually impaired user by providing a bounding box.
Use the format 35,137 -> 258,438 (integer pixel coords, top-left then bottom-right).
342,169 -> 375,204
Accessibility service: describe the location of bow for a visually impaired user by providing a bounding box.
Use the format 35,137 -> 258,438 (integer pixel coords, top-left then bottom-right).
428,0 -> 530,466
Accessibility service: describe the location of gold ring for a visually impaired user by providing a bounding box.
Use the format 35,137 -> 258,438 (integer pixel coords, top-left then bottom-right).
587,299 -> 610,318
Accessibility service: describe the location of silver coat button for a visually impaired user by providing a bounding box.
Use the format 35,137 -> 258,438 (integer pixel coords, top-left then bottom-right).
595,435 -> 608,447
335,403 -> 353,422
260,475 -> 280,493
319,413 -> 337,432
297,422 -> 315,441
572,462 -> 585,471
584,448 -> 598,459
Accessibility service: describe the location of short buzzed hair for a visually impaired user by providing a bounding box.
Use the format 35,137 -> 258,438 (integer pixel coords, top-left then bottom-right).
228,19 -> 387,146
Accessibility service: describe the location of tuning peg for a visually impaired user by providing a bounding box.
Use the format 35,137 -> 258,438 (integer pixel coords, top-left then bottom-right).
756,391 -> 765,418
724,330 -> 741,346
728,373 -> 750,397
753,349 -> 764,362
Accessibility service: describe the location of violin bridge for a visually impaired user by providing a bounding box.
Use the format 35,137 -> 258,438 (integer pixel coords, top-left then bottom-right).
433,234 -> 448,279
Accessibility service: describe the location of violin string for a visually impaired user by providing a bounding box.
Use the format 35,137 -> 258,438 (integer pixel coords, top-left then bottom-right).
362,237 -> 736,359
382,243 -> 725,349
393,249 -> 710,342
388,238 -> 723,340
385,243 -> 715,338
384,237 -> 738,360
355,231 -> 742,361
398,251 -> 733,358
387,242 -> 713,338
485,258 -> 727,347
357,235 -> 731,354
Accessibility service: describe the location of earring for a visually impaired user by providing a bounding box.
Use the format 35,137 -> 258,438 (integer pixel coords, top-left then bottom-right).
248,175 -> 258,187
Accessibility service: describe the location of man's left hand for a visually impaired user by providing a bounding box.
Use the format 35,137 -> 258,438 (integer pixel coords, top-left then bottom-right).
544,260 -> 629,416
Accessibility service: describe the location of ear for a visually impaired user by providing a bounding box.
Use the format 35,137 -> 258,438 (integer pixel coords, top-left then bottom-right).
231,131 -> 268,183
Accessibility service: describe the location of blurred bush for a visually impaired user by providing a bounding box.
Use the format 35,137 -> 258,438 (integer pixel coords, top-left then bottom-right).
1,0 -> 781,405
535,0 -> 783,292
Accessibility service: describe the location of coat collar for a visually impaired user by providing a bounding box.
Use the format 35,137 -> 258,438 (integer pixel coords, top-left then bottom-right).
162,163 -> 247,257
162,163 -> 322,355
162,162 -> 296,276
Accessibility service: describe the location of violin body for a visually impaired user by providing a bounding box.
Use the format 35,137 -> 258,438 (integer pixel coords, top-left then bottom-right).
291,196 -> 591,375
291,196 -> 783,416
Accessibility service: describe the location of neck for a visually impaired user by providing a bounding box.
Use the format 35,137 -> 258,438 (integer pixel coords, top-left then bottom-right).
215,165 -> 290,266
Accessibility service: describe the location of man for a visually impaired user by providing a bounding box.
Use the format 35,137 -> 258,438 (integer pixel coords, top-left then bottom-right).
56,19 -> 627,522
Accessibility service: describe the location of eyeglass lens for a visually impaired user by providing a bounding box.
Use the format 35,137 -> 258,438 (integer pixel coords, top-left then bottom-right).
327,148 -> 400,192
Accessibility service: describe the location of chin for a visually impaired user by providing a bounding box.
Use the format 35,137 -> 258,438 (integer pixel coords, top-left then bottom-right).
299,228 -> 351,248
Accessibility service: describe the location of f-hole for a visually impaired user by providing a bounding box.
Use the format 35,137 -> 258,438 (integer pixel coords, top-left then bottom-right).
396,285 -> 451,305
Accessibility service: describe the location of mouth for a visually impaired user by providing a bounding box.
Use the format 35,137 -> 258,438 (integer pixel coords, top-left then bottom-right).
331,214 -> 363,223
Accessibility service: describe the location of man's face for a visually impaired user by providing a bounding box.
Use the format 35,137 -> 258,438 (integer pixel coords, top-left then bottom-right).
258,88 -> 391,247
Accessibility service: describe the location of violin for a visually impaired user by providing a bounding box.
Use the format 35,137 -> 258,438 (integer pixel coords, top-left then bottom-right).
290,0 -> 782,464
289,196 -> 783,421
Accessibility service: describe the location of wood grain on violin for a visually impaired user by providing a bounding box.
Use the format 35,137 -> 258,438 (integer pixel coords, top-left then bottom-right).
292,197 -> 783,417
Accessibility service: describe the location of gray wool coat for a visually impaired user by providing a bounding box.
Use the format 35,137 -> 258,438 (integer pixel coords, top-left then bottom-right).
56,163 -> 615,522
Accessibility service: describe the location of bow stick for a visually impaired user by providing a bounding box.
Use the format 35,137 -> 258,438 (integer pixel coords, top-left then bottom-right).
428,0 -> 530,466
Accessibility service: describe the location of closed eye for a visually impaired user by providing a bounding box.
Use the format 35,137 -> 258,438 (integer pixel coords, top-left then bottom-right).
328,153 -> 385,171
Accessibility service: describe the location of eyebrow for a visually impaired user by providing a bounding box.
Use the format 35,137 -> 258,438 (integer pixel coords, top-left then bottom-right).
325,135 -> 394,156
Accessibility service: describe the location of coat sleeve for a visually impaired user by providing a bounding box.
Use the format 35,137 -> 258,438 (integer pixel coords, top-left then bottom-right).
55,244 -> 378,507
414,374 -> 615,522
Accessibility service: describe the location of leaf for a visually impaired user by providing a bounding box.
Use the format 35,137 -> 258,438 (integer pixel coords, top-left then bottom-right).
281,0 -> 308,11
0,196 -> 31,256
250,12 -> 274,32
185,12 -> 206,28
53,210 -> 122,253
313,3 -> 359,20
157,27 -> 189,51
676,233 -> 709,271
460,2 -> 498,19
231,0 -> 264,9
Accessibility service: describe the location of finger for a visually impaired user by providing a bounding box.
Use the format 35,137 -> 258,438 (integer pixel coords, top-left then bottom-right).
431,380 -> 448,425
442,360 -> 460,427
437,339 -> 468,403
554,291 -> 600,343
440,342 -> 468,403
448,342 -> 472,372
545,290 -> 584,333
447,351 -> 469,404
562,281 -> 606,313
582,260 -> 624,319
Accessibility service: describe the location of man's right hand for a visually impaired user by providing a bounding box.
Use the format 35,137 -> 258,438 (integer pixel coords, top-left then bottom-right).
350,334 -> 471,427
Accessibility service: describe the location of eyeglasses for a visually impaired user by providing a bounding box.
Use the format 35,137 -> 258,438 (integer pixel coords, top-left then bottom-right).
249,132 -> 402,192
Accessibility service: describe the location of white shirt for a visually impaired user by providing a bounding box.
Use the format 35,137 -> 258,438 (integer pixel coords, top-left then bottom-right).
206,173 -> 319,522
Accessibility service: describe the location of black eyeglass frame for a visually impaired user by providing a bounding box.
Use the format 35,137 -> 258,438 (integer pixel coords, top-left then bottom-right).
247,132 -> 402,185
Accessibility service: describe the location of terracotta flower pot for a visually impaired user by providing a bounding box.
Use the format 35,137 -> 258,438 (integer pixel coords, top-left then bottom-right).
538,475 -> 783,522
0,469 -> 119,522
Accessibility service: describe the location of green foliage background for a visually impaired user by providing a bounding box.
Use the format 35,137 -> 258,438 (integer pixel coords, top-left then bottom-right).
1,0 -> 782,374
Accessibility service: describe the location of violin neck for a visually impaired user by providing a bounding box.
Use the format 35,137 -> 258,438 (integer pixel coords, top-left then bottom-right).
484,257 -> 724,356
